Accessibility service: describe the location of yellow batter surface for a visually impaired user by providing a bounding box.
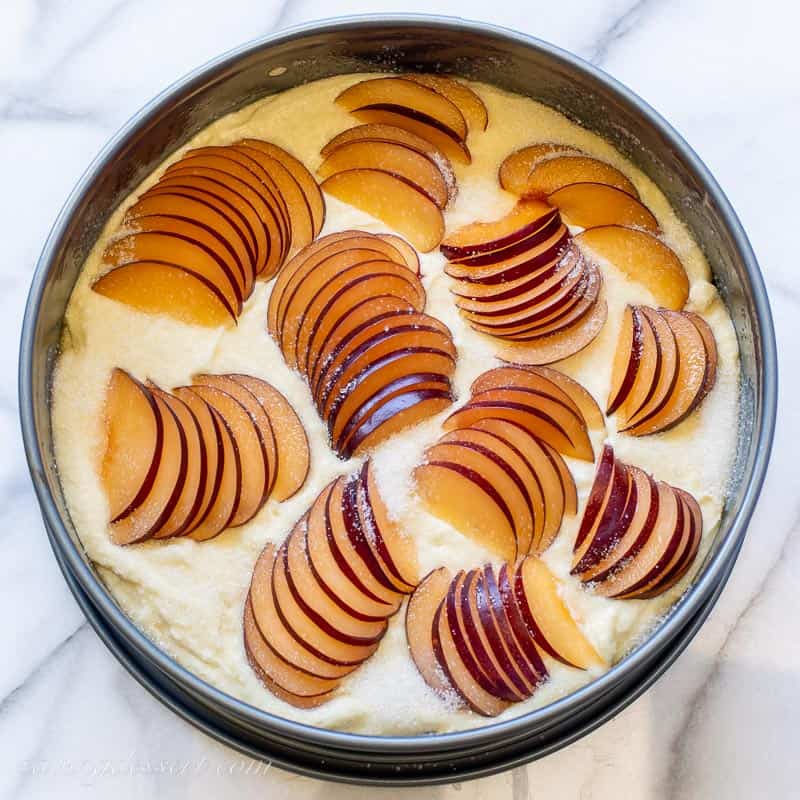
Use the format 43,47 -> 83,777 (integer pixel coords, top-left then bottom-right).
52,75 -> 740,734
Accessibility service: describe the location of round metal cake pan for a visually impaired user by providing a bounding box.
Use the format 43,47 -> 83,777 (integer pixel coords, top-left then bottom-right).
19,14 -> 776,785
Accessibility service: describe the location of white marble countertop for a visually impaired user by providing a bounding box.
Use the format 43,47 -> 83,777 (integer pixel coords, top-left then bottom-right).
2,0 -> 797,797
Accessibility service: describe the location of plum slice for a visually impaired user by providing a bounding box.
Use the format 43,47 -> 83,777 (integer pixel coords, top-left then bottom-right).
278,250 -> 419,367
307,297 -> 416,397
272,538 -> 385,665
171,387 -> 223,537
294,262 -> 427,378
525,156 -> 638,200
621,306 -> 679,431
446,229 -> 572,301
470,569 -> 536,699
162,163 -> 285,279
192,374 -> 277,499
614,306 -> 660,424
305,482 -> 402,621
102,230 -> 243,317
227,375 -> 310,502
457,569 -> 530,702
460,268 -> 592,339
149,173 -> 267,278
110,390 -> 187,546
124,191 -> 252,297
139,183 -> 257,295
578,465 -> 660,585
237,138 -> 325,237
359,461 -> 419,590
570,447 -> 702,599
495,298 -> 608,366
249,542 -> 355,680
444,219 -> 569,283
436,429 -> 536,556
572,444 -> 616,555
595,481 -> 683,599
188,384 -> 265,527
513,556 -> 603,669
440,201 -> 554,262
345,106 -> 471,165
313,311 -> 450,412
577,226 -> 689,310
100,369 -> 163,523
405,567 -> 456,698
180,392 -> 240,541
403,74 -> 488,132
147,385 -> 206,539
548,182 -> 659,232
93,261 -> 236,328
449,570 -> 517,700
321,169 -> 445,252
406,564 -> 552,709
625,310 -> 715,435
444,385 -> 593,461
233,142 -> 314,256
640,488 -> 703,596
284,516 -> 388,643
159,162 -> 285,275
572,460 -> 634,575
620,492 -> 695,599
174,148 -> 291,256
318,140 -> 451,208
413,458 -> 518,563
326,475 -> 405,604
321,124 -> 456,204
433,579 -> 510,716
687,312 -> 718,400
455,249 -> 585,319
607,305 -> 642,416
377,233 -> 421,275
244,596 -> 337,707
469,418 -> 572,554
270,233 -> 418,341
523,365 -> 606,432
336,77 -> 470,164
337,379 -> 453,459
483,564 -> 547,687
499,143 -> 583,195
477,263 -> 601,340
125,212 -> 247,305
323,339 -> 456,445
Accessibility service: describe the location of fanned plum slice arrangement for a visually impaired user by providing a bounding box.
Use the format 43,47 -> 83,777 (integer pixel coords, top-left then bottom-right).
499,143 -> 691,310
441,202 -> 608,364
406,558 -> 603,716
245,461 -> 418,707
93,140 -> 324,326
571,445 -> 703,599
607,305 -> 717,435
414,365 -> 603,559
99,369 -> 309,545
320,75 -> 487,250
267,231 -> 456,459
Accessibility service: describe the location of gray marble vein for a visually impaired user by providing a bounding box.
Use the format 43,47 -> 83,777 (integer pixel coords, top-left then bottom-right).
272,0 -> 295,31
587,0 -> 659,65
0,95 -> 104,125
0,622 -> 87,718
